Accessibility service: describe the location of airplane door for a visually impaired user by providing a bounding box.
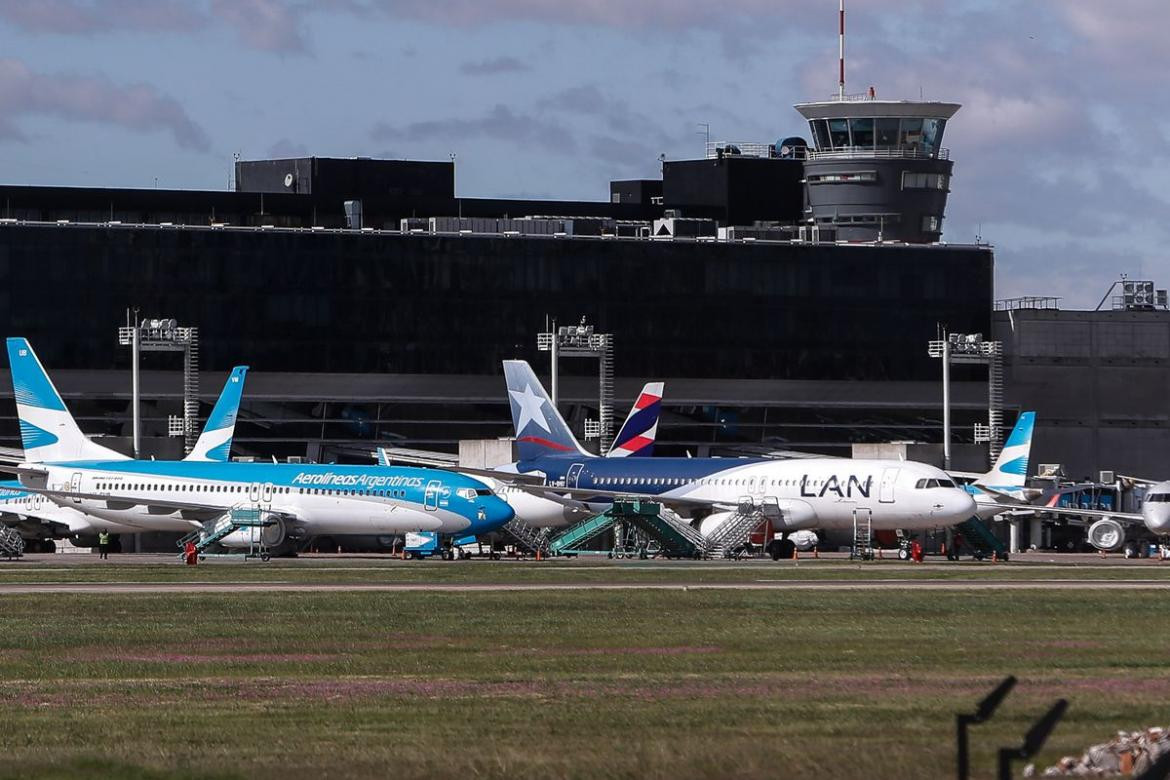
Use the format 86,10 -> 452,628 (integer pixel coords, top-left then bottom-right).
248,482 -> 261,503
566,463 -> 585,488
261,482 -> 274,504
879,469 -> 899,504
424,480 -> 441,511
70,472 -> 82,504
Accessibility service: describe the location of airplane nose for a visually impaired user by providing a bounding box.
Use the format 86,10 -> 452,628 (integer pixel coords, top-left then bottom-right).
953,490 -> 978,519
481,498 -> 514,530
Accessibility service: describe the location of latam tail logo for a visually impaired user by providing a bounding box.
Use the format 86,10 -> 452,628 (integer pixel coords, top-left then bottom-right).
509,382 -> 572,452
609,382 -> 663,458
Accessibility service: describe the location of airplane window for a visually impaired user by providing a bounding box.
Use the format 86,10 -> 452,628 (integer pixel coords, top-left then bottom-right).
1148,493 -> 1170,502
916,479 -> 927,489
938,479 -> 956,488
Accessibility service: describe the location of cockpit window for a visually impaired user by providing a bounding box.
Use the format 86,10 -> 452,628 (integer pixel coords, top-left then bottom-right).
1147,493 -> 1170,503
475,489 -> 492,496
455,487 -> 477,500
916,478 -> 957,489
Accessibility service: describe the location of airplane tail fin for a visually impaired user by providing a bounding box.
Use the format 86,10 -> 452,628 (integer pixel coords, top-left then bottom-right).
976,412 -> 1035,488
6,338 -> 128,463
502,360 -> 590,462
607,382 -> 663,458
184,366 -> 248,462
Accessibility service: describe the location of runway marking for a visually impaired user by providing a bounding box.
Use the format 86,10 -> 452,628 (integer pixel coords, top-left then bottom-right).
3,579 -> 1170,594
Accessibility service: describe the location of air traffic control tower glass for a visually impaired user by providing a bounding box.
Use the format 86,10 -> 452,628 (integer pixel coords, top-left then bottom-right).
799,100 -> 958,157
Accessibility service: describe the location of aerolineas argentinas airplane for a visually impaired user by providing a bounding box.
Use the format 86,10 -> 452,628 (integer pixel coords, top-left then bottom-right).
5,339 -> 514,554
0,358 -> 254,548
497,360 -> 976,548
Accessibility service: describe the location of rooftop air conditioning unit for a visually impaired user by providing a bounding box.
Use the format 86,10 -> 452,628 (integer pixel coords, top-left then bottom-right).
1100,470 -> 1116,484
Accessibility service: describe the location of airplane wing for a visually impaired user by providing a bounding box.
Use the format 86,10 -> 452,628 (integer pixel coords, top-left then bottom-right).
14,485 -> 231,518
508,482 -> 738,512
377,446 -> 459,467
1026,504 -> 1143,521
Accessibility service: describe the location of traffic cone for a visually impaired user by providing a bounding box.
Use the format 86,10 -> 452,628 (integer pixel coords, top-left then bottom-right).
793,548 -> 799,560
991,551 -> 998,563
878,547 -> 883,559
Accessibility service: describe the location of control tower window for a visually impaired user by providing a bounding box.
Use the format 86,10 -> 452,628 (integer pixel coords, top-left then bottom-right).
849,118 -> 874,149
828,118 -> 850,149
811,120 -> 831,150
875,118 -> 899,147
899,118 -> 924,152
922,118 -> 946,155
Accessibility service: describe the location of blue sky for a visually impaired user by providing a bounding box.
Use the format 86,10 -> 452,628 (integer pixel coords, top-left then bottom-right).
1,0 -> 1168,307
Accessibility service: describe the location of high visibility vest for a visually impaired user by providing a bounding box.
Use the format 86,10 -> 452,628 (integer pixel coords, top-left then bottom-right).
98,532 -> 110,545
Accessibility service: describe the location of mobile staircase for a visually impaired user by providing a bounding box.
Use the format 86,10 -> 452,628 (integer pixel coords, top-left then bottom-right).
851,509 -> 874,561
705,502 -> 773,559
177,506 -> 272,561
549,500 -> 707,558
500,517 -> 551,556
953,516 -> 1009,561
0,525 -> 25,559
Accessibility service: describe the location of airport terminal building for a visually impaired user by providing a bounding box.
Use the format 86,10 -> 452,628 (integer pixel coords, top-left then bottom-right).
0,142 -> 996,465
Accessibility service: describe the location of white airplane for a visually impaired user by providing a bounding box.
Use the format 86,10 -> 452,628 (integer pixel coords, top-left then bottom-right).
488,361 -> 977,556
379,381 -> 668,530
1014,478 -> 1170,558
4,339 -> 514,556
0,363 -> 252,548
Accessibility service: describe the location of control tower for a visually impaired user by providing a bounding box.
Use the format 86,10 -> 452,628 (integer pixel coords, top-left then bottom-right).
795,98 -> 959,243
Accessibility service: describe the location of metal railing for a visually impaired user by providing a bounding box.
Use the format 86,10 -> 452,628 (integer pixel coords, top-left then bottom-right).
705,141 -> 776,159
994,296 -> 1061,311
807,146 -> 949,161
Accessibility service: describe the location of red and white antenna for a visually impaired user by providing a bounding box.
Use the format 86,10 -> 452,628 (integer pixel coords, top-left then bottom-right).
838,0 -> 846,100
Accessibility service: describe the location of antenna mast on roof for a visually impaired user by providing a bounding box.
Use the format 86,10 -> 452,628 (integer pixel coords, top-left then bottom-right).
838,0 -> 846,100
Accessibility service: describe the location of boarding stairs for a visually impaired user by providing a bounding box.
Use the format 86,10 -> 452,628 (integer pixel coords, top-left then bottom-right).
954,516 -> 1008,561
176,506 -> 270,560
549,500 -> 707,558
704,502 -> 773,559
549,512 -> 618,555
0,525 -> 25,558
851,509 -> 874,561
500,517 -> 551,556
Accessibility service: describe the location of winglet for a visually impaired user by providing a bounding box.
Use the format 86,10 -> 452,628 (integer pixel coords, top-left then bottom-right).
502,360 -> 590,461
607,382 -> 663,458
185,366 -> 249,462
6,338 -> 128,463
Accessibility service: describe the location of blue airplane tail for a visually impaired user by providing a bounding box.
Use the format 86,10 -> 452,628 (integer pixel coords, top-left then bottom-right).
6,338 -> 127,463
976,411 -> 1035,488
607,382 -> 663,458
185,366 -> 249,462
501,360 -> 590,462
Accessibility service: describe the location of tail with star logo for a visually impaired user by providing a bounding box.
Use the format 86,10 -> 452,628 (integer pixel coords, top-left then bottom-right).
502,360 -> 592,462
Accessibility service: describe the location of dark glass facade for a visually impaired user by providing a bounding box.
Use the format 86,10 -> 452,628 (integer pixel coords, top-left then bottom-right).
0,223 -> 991,381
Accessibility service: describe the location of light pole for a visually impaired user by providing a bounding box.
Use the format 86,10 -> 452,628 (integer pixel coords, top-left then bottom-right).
118,316 -> 200,456
537,318 -> 615,451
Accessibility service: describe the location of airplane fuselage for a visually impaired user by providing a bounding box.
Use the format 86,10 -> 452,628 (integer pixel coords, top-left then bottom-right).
23,461 -> 514,540
518,455 -> 977,531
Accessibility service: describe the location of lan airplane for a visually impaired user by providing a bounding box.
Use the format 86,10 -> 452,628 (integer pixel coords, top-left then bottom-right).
0,363 -> 253,548
5,339 -> 514,554
494,360 -> 976,553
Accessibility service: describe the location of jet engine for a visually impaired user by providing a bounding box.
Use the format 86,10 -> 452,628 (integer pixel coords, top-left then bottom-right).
1087,518 -> 1126,552
221,516 -> 287,549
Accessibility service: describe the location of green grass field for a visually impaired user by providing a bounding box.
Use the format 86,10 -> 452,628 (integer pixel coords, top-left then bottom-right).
2,571 -> 1167,779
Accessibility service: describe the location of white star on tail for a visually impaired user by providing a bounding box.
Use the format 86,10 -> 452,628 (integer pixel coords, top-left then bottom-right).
509,383 -> 551,434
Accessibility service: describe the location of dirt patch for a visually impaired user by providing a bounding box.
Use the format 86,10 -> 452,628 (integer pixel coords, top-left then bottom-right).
561,646 -> 723,656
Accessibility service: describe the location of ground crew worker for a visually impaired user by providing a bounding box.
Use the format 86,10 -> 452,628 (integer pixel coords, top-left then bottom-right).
98,531 -> 110,559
